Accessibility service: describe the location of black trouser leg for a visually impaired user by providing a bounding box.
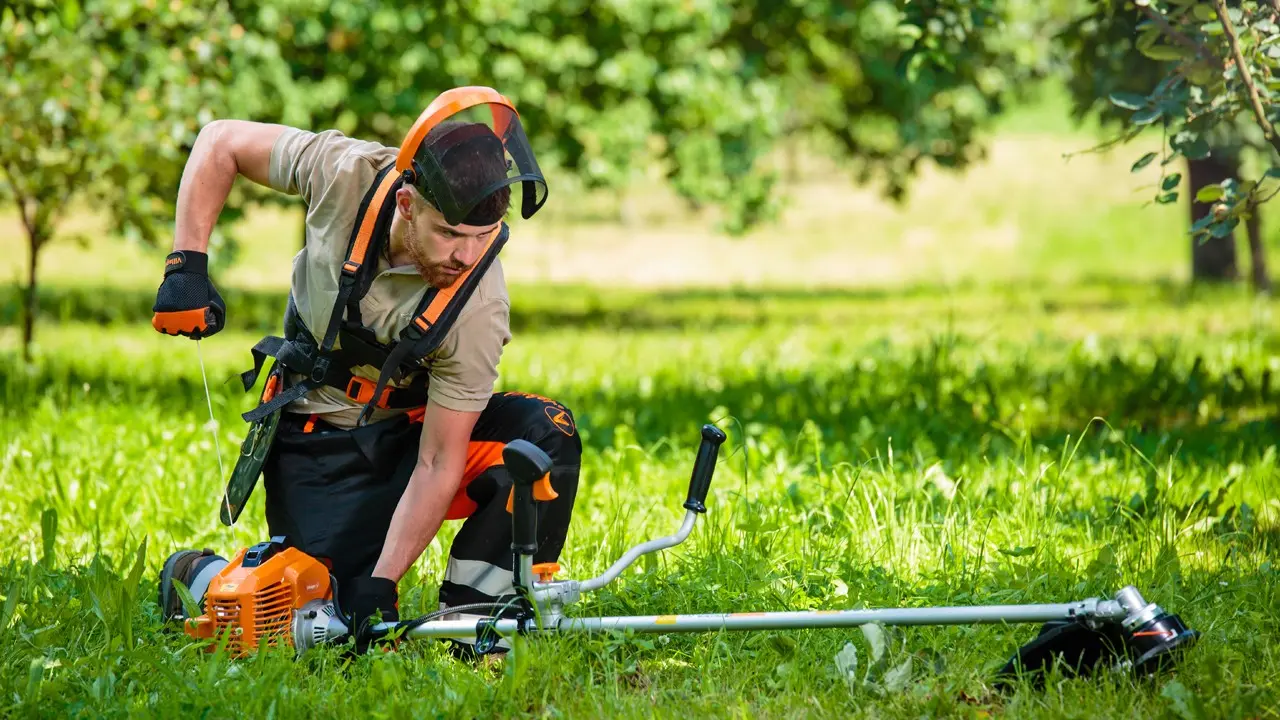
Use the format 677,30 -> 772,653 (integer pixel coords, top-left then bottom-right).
260,391 -> 582,614
437,391 -> 582,610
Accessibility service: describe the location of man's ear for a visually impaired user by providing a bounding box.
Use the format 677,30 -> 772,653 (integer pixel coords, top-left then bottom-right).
395,187 -> 416,221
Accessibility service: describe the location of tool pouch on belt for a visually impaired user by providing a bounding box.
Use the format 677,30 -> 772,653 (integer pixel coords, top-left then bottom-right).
220,362 -> 286,526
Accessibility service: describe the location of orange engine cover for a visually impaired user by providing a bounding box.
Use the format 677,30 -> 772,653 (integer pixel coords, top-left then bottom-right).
184,542 -> 331,655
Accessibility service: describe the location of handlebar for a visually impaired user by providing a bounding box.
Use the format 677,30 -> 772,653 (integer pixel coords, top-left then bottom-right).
683,424 -> 726,513
502,439 -> 554,557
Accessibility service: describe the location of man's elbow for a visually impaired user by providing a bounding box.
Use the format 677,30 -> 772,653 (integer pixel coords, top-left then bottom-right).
194,119 -> 282,187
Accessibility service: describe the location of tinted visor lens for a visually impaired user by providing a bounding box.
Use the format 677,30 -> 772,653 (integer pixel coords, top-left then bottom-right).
410,103 -> 547,226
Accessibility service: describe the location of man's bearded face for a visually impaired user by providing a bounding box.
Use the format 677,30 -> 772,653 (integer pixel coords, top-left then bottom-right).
404,199 -> 499,289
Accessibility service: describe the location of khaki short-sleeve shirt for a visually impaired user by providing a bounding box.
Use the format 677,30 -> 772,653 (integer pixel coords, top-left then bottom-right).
266,127 -> 511,428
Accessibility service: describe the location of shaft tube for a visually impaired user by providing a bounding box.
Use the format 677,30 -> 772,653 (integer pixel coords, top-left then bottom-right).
394,600 -> 1124,641
578,511 -> 698,592
553,603 -> 1122,633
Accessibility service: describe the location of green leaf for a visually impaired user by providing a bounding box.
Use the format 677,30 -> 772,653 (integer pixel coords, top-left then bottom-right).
1132,152 -> 1159,172
1201,21 -> 1224,35
834,642 -> 859,689
1132,106 -> 1164,125
1140,44 -> 1190,61
1162,173 -> 1182,191
1086,545 -> 1118,580
1109,92 -> 1148,111
1196,184 -> 1225,202
1210,217 -> 1239,238
1157,191 -> 1179,204
882,657 -> 914,693
26,657 -> 43,702
1194,4 -> 1217,21
998,545 -> 1037,557
861,623 -> 888,664
1161,680 -> 1208,720
40,508 -> 57,567
1265,166 -> 1280,179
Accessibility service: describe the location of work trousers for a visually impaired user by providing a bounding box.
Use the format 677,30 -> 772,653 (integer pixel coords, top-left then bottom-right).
260,390 -> 582,612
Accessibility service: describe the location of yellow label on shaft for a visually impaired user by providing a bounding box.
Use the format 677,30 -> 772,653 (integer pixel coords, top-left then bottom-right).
655,615 -> 677,625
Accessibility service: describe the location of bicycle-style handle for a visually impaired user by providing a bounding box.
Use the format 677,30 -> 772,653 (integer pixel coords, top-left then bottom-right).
503,439 -> 554,555
684,424 -> 727,514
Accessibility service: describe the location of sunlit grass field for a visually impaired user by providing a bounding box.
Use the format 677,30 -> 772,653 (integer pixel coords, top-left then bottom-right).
0,91 -> 1277,717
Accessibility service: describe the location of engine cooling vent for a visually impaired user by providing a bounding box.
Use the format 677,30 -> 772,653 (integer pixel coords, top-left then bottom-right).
206,582 -> 293,654
310,602 -> 340,648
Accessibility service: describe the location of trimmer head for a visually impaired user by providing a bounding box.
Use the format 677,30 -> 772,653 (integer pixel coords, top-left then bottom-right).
994,586 -> 1199,688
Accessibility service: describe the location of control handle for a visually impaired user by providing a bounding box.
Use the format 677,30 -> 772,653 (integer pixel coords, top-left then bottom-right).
683,424 -> 727,514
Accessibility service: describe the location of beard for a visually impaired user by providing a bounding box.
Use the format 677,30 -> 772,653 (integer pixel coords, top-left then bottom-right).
403,222 -> 468,289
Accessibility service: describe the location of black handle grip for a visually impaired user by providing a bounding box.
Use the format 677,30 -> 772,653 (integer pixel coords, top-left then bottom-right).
503,439 -> 553,555
683,424 -> 727,514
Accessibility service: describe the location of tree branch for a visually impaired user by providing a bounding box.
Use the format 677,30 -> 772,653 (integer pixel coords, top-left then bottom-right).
0,161 -> 38,242
1139,4 -> 1219,62
1214,0 -> 1280,150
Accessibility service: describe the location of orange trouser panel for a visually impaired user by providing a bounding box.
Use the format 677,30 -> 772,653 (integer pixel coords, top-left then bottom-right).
446,441 -> 505,520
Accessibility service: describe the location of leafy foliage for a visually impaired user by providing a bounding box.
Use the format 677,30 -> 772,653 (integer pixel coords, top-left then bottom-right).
0,0 -> 289,356
228,0 -> 1033,233
1095,0 -> 1280,238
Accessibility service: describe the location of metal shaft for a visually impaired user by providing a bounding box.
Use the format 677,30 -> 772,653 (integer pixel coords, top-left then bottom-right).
398,600 -> 1125,640
553,603 -> 1124,633
578,511 -> 698,592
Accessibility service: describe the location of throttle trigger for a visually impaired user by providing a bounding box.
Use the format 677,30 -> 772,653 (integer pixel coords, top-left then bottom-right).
533,473 -> 558,502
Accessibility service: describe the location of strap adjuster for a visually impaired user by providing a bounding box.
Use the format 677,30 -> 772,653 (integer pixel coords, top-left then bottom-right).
309,356 -> 331,384
346,376 -> 392,408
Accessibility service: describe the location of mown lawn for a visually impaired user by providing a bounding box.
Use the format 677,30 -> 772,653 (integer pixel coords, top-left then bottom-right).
0,99 -> 1277,717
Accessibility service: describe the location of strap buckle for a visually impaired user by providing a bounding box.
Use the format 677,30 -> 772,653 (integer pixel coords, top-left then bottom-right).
346,376 -> 392,409
309,356 -> 331,384
404,315 -> 431,342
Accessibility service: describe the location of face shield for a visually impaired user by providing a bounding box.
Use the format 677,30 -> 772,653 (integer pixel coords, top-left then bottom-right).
395,86 -> 548,227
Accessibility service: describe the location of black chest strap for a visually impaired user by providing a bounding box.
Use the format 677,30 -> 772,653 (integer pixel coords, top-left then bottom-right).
239,164 -> 509,426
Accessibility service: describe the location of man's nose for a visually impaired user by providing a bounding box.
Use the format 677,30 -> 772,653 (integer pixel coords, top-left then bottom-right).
454,236 -> 484,267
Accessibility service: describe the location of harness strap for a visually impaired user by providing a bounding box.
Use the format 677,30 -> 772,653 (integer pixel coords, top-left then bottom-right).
239,164 -> 401,423
239,162 -> 508,426
354,223 -> 508,426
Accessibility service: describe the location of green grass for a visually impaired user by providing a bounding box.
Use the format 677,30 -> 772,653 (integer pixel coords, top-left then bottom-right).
1,92 -> 1279,717
0,280 -> 1277,718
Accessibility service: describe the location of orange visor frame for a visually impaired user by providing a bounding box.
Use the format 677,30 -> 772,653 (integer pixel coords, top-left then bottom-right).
396,86 -> 547,225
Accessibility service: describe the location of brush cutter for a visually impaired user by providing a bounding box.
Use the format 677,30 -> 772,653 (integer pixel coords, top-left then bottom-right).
161,424 -> 1199,684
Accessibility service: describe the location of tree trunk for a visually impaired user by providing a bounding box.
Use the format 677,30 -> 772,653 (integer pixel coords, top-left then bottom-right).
23,231 -> 43,363
1187,155 -> 1240,282
1246,206 -> 1271,292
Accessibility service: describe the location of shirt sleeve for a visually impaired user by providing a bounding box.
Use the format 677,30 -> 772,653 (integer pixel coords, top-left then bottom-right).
426,297 -> 512,413
268,127 -> 373,206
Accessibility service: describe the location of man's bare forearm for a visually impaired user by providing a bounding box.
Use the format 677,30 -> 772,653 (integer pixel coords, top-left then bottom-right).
173,120 -> 284,253
370,458 -> 464,581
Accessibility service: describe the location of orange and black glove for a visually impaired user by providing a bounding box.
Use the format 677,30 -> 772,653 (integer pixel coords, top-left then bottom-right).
151,250 -> 225,339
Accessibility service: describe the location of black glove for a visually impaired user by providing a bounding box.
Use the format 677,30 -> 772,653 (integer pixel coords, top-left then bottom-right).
342,575 -> 399,655
152,250 -> 226,339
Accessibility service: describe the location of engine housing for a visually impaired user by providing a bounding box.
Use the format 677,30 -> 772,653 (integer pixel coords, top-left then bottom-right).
184,538 -> 332,655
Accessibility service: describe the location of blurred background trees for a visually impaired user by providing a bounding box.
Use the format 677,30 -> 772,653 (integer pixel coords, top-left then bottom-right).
4,0 -> 1280,358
